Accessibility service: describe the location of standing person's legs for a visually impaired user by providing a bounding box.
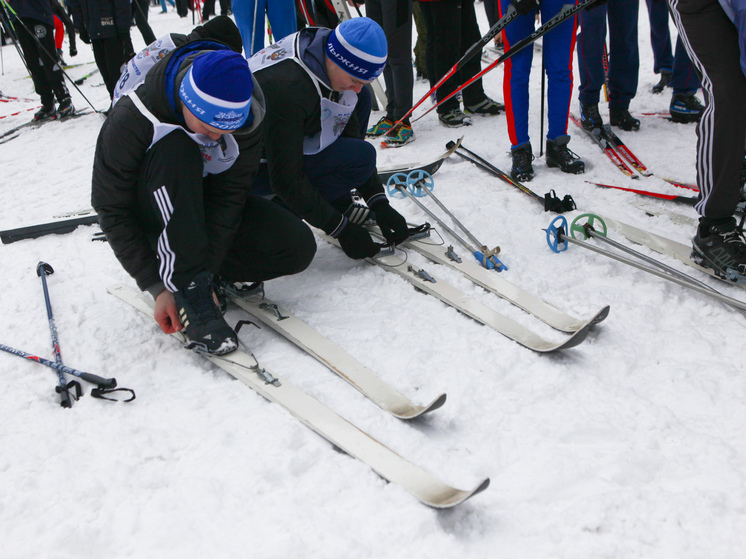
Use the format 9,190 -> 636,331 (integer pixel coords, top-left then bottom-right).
366,0 -> 414,121
501,5 -> 536,148
577,3 -> 607,106
605,0 -> 639,111
458,0 -> 487,107
645,0 -> 673,74
542,0 -> 577,141
232,0 -> 261,56
133,0 -> 157,45
16,20 -> 55,108
419,0 -> 462,114
266,0 -> 298,43
670,0 -> 746,220
92,37 -> 127,99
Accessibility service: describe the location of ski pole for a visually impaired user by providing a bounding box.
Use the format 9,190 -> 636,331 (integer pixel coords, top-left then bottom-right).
546,214 -> 746,314
0,341 -> 118,387
412,0 -> 600,125
448,141 -> 576,213
384,5 -> 520,135
388,176 -> 505,271
585,181 -> 698,205
36,261 -> 79,407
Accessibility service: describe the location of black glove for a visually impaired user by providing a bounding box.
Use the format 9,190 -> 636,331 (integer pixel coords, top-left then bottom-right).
511,0 -> 539,16
69,44 -> 77,57
79,28 -> 90,44
370,199 -> 408,245
337,221 -> 380,260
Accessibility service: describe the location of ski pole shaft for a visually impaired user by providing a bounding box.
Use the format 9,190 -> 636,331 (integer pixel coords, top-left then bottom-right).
0,343 -> 117,387
556,231 -> 746,313
394,184 -> 476,255
584,229 -> 720,294
448,141 -> 544,202
413,178 -> 487,251
36,261 -> 74,406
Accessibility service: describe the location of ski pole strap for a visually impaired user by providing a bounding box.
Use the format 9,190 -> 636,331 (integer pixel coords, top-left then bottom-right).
56,380 -> 82,408
544,190 -> 577,213
90,386 -> 136,402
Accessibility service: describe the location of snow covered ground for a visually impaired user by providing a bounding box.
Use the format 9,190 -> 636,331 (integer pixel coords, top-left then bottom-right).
2,6 -> 745,559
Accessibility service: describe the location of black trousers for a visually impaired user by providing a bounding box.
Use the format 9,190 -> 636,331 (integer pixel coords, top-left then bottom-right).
16,18 -> 69,107
669,0 -> 746,220
364,0 -> 414,121
131,0 -> 157,45
138,130 -> 316,291
92,37 -> 130,98
419,0 -> 487,113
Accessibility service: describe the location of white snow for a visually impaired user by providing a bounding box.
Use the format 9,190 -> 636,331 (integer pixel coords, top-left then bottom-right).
1,7 -> 745,559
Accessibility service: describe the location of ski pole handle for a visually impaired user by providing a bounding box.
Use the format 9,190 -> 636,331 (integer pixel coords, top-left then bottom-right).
79,372 -> 117,388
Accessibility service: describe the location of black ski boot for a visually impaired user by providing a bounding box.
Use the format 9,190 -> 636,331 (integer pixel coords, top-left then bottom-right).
546,136 -> 585,175
609,108 -> 640,131
510,142 -> 535,182
652,70 -> 672,94
691,218 -> 746,282
34,104 -> 56,121
174,270 -> 238,355
579,102 -> 603,131
669,93 -> 704,123
56,97 -> 75,119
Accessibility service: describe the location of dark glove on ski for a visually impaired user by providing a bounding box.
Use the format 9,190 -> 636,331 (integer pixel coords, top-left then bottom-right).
337,222 -> 380,260
511,0 -> 540,16
370,199 -> 408,245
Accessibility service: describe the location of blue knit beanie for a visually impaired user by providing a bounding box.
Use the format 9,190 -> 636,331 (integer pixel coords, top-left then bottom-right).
179,50 -> 253,130
326,18 -> 387,81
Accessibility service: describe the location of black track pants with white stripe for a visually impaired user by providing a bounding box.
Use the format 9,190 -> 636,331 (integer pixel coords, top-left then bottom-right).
668,0 -> 746,220
137,130 -> 316,292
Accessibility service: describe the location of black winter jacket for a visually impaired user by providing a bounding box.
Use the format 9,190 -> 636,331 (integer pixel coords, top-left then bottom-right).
68,0 -> 130,41
91,43 -> 266,294
252,27 -> 385,235
8,0 -> 54,26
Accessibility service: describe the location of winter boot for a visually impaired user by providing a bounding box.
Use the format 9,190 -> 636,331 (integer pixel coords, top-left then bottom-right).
691,218 -> 746,282
464,96 -> 505,116
174,270 -> 238,355
34,104 -> 56,121
438,108 -> 472,128
652,70 -> 672,94
510,142 -> 535,182
579,102 -> 603,131
609,108 -> 640,131
546,136 -> 585,175
669,93 -> 705,123
56,97 -> 75,119
366,115 -> 395,137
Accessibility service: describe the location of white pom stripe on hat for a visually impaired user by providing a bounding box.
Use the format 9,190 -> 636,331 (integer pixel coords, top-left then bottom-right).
188,70 -> 251,110
334,28 -> 387,65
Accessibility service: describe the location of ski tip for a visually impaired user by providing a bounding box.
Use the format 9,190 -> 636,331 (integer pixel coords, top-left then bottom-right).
590,305 -> 611,326
424,477 -> 491,509
392,392 -> 447,420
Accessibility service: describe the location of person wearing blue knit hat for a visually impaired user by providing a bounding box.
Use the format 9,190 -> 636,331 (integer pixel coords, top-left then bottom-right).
249,18 -> 410,261
93,42 -> 316,356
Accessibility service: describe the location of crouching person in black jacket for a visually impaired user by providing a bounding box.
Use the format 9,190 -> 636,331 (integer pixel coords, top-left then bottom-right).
92,42 -> 316,355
